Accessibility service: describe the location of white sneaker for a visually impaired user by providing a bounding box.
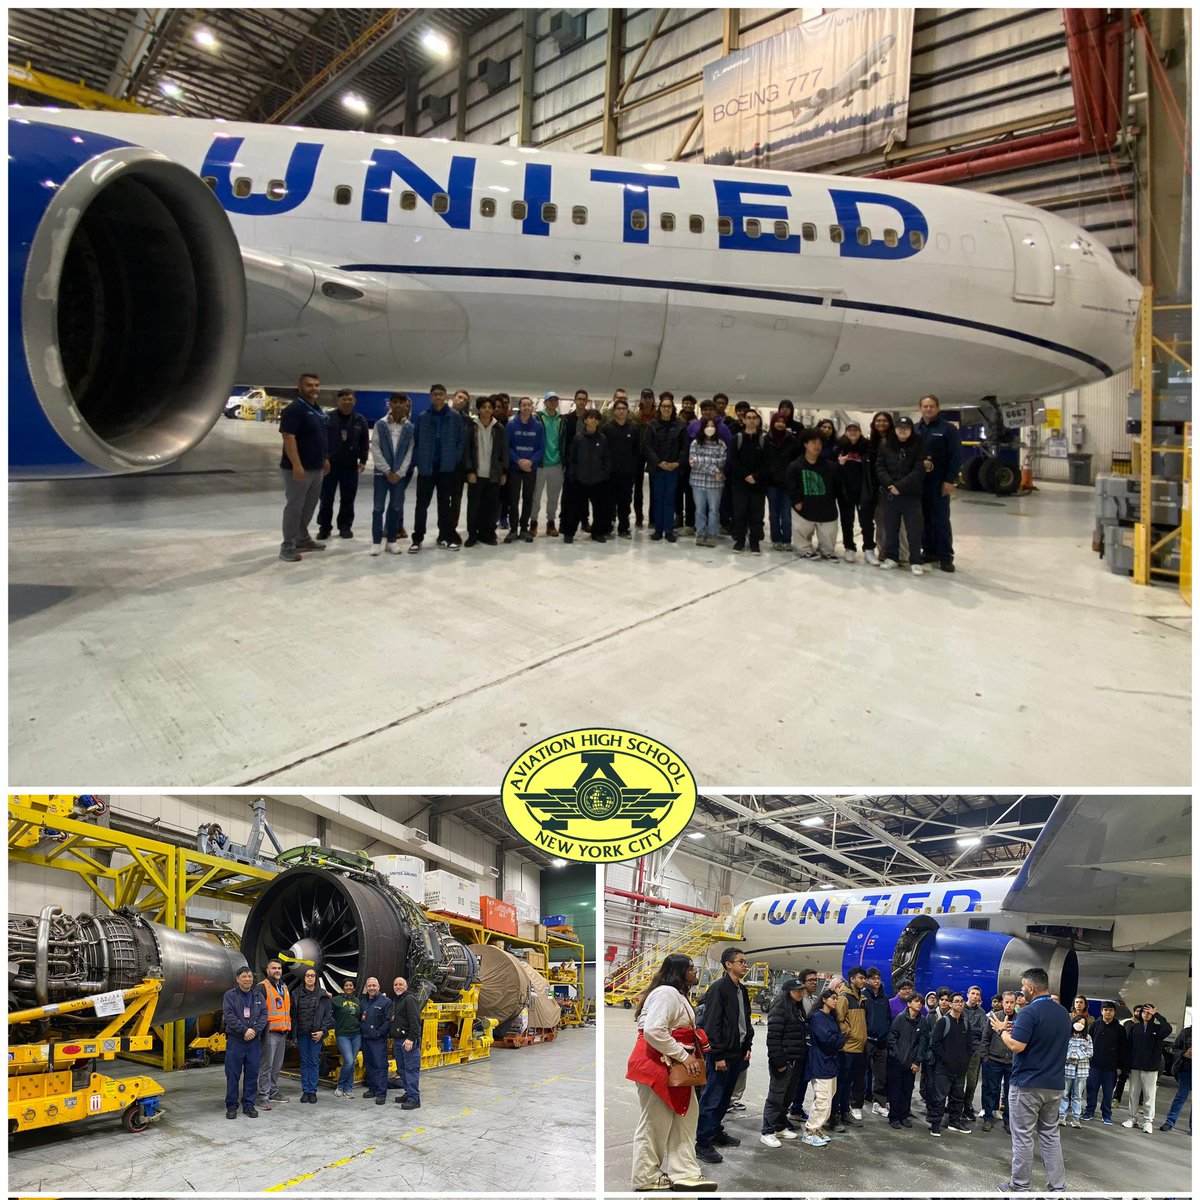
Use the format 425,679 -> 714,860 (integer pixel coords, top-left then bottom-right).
369,543 -> 383,556
385,542 -> 402,554
1122,1118 -> 1136,1128
850,1107 -> 863,1121
802,1131 -> 830,1147
760,1133 -> 782,1148
879,558 -> 898,570
872,1102 -> 889,1117
911,563 -> 925,576
778,1127 -> 799,1140
864,549 -> 879,565
1071,1119 -> 1082,1128
844,548 -> 857,563
1143,1121 -> 1153,1133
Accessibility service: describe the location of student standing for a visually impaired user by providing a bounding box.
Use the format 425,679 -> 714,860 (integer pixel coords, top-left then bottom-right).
787,430 -> 840,560
875,416 -> 927,575
759,977 -> 808,1148
464,396 -> 509,548
727,408 -> 768,553
688,420 -> 727,548
762,411 -> 798,550
645,395 -> 686,543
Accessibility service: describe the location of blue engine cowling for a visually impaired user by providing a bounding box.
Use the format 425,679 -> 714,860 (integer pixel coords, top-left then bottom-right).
842,915 -> 1079,1001
9,118 -> 246,476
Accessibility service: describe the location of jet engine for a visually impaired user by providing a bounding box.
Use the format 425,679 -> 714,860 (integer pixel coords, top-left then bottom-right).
241,866 -> 478,1010
843,914 -> 1079,1001
9,119 -> 245,476
7,906 -> 248,1024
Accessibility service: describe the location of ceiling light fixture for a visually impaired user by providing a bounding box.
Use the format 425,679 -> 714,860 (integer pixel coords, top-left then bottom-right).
342,93 -> 369,116
956,835 -> 983,848
421,29 -> 450,57
160,81 -> 182,99
800,816 -> 825,827
194,29 -> 217,49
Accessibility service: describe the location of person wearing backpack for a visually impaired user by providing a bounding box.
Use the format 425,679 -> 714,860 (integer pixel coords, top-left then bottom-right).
928,992 -> 974,1137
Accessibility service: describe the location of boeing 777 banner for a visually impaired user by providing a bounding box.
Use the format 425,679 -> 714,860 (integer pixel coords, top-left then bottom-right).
703,8 -> 914,171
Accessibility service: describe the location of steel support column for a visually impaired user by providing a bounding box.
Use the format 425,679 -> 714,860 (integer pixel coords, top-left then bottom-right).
518,9 -> 538,146
456,30 -> 471,141
603,9 -> 624,156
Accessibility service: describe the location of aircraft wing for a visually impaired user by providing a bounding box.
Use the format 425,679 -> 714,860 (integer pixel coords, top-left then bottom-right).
1001,796 -> 1191,949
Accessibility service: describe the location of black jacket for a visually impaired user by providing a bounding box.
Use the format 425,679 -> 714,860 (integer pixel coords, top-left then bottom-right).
962,1004 -> 988,1055
862,986 -> 893,1041
360,992 -> 394,1039
390,990 -> 423,1041
1126,1013 -> 1172,1071
567,427 -> 610,486
464,419 -> 509,482
290,985 -> 334,1037
761,433 -> 798,488
326,408 -> 370,467
875,437 -> 927,495
602,419 -> 643,475
1088,1018 -> 1127,1072
887,1010 -> 927,1068
835,438 -> 873,505
930,1012 -> 973,1075
765,994 -> 808,1073
1171,1025 -> 1191,1077
560,410 -> 586,463
699,974 -> 753,1059
644,417 -> 687,470
726,430 -> 768,491
980,1017 -> 1015,1065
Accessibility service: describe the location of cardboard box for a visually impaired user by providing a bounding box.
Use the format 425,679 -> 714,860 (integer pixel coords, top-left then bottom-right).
517,920 -> 539,943
481,896 -> 518,936
424,870 -> 481,921
528,950 -> 547,971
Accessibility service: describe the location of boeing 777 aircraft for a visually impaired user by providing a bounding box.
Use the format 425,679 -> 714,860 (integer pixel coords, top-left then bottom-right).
10,109 -> 1141,476
712,797 -> 1191,1022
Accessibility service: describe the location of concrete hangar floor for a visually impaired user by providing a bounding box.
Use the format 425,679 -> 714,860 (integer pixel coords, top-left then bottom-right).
9,419 -> 1190,786
7,1025 -> 595,1194
603,1011 -> 1191,1195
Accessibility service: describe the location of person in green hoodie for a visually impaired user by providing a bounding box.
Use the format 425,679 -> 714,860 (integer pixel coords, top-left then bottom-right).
532,391 -> 563,537
331,978 -> 363,1097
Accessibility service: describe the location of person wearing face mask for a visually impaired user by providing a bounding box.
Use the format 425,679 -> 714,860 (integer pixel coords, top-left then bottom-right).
688,419 -> 727,548
763,410 -> 799,550
875,417 -> 927,575
1059,1017 -> 1092,1127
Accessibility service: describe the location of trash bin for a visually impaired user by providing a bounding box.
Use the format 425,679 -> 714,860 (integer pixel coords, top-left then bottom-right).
1067,453 -> 1092,485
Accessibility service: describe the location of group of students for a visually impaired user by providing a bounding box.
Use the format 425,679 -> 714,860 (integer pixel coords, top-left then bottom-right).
282,375 -> 963,570
626,951 -> 1191,1194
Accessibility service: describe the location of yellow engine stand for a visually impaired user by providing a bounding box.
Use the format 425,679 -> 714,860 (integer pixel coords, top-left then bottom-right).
420,984 -> 497,1069
9,795 -> 77,847
8,981 -> 166,1135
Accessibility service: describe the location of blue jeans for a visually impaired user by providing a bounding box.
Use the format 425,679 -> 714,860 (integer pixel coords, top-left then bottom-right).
692,485 -> 722,538
1083,1065 -> 1116,1119
696,1053 -> 746,1147
297,1034 -> 322,1095
1163,1069 -> 1191,1129
650,470 -> 679,535
398,1041 -> 421,1103
336,1033 -> 361,1092
1059,1074 -> 1086,1119
982,1058 -> 1012,1120
224,1035 -> 261,1111
766,485 -> 792,543
372,473 -> 407,543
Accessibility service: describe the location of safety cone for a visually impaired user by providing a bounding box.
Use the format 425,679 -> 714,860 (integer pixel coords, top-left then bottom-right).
1019,465 -> 1035,492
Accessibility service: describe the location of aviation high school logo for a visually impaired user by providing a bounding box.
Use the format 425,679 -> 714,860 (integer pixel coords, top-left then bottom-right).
501,729 -> 697,863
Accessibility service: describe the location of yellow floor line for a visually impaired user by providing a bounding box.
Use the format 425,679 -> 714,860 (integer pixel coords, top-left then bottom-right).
265,1144 -> 378,1191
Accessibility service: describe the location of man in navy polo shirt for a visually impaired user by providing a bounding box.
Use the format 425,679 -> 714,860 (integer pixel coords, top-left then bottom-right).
993,967 -> 1071,1193
279,372 -> 331,562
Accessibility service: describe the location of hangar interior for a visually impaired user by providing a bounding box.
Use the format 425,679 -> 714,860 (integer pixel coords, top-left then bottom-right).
602,794 -> 1193,1194
7,794 -> 597,1194
7,7 -> 1192,789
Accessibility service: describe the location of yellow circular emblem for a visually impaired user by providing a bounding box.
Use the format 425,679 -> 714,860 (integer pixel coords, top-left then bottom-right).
501,729 -> 697,863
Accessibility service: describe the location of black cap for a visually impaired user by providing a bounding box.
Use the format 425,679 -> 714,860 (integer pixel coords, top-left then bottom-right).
896,416 -> 915,429
779,976 -> 803,992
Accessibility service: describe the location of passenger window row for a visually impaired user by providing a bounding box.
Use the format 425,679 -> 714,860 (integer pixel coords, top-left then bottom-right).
203,176 -> 926,249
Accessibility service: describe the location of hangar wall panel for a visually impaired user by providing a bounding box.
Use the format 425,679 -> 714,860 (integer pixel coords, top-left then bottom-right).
1037,368 -> 1134,482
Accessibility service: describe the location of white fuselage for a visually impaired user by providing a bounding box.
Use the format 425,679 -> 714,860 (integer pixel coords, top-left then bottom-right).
19,109 -> 1142,404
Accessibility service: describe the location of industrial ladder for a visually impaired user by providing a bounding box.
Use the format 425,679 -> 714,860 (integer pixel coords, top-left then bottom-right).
604,917 -> 724,1007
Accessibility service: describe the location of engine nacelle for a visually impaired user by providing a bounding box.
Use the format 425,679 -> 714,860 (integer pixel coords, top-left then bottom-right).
9,119 -> 246,476
842,914 -> 1079,1002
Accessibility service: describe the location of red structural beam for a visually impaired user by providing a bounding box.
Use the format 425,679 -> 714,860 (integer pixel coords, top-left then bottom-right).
604,886 -> 721,918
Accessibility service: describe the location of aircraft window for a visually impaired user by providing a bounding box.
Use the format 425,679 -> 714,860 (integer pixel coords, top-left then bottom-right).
856,227 -> 871,246
689,215 -> 704,234
480,197 -> 497,217
266,179 -> 287,200
631,210 -> 648,231
962,234 -> 976,254
400,191 -> 418,211
572,206 -> 588,225
910,230 -> 925,249
661,213 -> 676,232
432,192 -> 450,215
745,218 -> 761,239
774,220 -> 789,240
801,222 -> 817,242
542,202 -> 558,223
717,216 -> 733,237
334,185 -> 353,206
936,232 -> 951,251
232,177 -> 253,199
202,175 -> 218,191
829,224 -> 845,244
511,200 -> 528,220
883,227 -> 898,247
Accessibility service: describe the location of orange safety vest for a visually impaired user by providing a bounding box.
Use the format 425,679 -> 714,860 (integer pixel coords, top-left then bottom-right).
262,978 -> 292,1032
